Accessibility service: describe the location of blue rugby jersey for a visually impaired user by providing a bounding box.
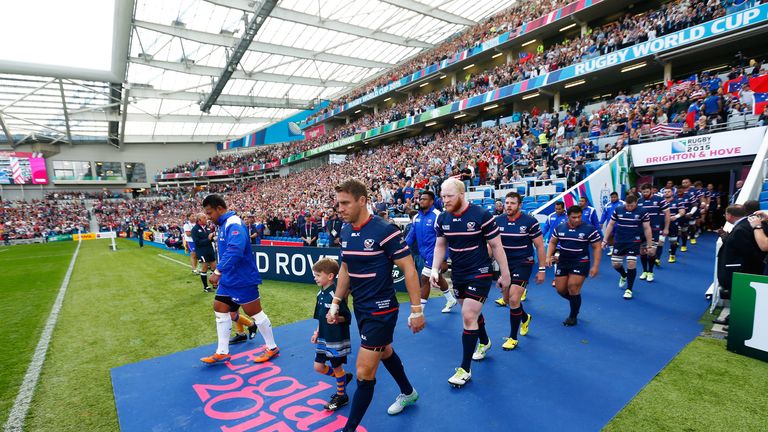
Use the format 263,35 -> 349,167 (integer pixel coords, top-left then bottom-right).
340,215 -> 411,315
665,197 -> 685,222
435,204 -> 499,284
637,195 -> 669,231
495,212 -> 542,265
552,221 -> 601,261
610,205 -> 650,244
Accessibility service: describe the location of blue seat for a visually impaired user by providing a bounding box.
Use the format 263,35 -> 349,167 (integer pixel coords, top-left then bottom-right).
516,186 -> 526,195
522,196 -> 535,203
482,198 -> 494,205
555,184 -> 565,192
536,195 -> 549,202
761,200 -> 768,210
471,199 -> 483,205
762,182 -> 768,191
472,177 -> 480,186
483,189 -> 493,198
484,204 -> 494,212
760,191 -> 768,202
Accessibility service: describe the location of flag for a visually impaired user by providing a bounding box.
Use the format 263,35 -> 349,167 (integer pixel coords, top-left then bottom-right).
749,74 -> 768,93
754,92 -> 768,115
651,122 -> 684,137
685,103 -> 699,129
669,74 -> 697,92
9,157 -> 24,184
518,52 -> 533,64
723,75 -> 747,95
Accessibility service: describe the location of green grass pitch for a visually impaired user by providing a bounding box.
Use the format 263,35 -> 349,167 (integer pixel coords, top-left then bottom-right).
1,240 -> 767,431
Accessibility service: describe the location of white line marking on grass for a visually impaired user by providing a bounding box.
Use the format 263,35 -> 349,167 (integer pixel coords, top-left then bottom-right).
4,240 -> 81,432
0,249 -> 9,253
157,253 -> 191,268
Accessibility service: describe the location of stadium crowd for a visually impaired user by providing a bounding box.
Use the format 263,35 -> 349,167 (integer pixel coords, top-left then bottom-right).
0,199 -> 90,240
305,0 -> 730,126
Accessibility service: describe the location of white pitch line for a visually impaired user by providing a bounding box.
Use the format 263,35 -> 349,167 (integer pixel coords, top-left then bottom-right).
157,253 -> 191,268
4,240 -> 81,432
0,249 -> 9,253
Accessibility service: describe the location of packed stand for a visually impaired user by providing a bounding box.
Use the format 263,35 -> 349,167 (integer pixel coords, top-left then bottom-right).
0,199 -> 90,240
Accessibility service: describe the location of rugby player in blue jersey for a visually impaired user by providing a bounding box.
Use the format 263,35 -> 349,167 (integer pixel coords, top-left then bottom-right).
546,205 -> 602,326
327,179 -> 425,431
431,178 -> 511,387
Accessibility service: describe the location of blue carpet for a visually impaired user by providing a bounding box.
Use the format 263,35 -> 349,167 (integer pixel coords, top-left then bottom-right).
111,234 -> 716,431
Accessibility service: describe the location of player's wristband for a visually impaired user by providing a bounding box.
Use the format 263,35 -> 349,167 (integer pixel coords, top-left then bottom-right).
431,267 -> 440,276
213,269 -> 221,275
328,303 -> 339,316
410,304 -> 423,313
538,267 -> 546,272
332,296 -> 342,302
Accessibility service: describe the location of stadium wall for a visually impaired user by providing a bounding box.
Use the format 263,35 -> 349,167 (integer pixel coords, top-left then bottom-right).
12,142 -> 218,188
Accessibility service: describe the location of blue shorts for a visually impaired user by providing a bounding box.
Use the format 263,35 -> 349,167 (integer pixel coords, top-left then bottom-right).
555,260 -> 590,277
355,308 -> 398,351
509,262 -> 533,288
613,242 -> 640,256
216,285 -> 260,305
453,278 -> 493,302
667,223 -> 679,237
187,241 -> 196,252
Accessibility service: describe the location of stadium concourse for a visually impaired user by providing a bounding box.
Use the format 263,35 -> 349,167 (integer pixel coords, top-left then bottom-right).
4,0 -> 768,431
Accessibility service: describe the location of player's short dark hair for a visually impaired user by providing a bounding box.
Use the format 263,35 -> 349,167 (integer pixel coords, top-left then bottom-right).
567,205 -> 582,215
744,200 -> 760,215
554,201 -> 565,208
335,178 -> 368,200
640,183 -> 652,190
202,194 -> 227,209
726,205 -> 746,218
578,196 -> 587,202
312,258 -> 339,276
694,181 -> 703,187
625,194 -> 638,204
505,191 -> 522,203
420,190 -> 435,201
610,192 -> 618,197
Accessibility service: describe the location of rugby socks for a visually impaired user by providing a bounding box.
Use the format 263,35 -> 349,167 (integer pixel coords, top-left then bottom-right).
443,287 -> 456,303
681,231 -> 688,246
253,311 -> 277,349
670,241 -> 678,255
656,243 -> 664,262
344,379 -> 376,432
214,312 -> 231,354
568,294 -> 582,319
319,364 -> 335,376
557,291 -> 571,300
640,255 -> 649,272
461,329 -> 479,371
509,306 -> 525,339
334,369 -> 348,396
382,350 -> 414,395
627,268 -> 637,290
200,273 -> 208,289
477,314 -> 489,345
614,265 -> 627,277
647,257 -> 655,273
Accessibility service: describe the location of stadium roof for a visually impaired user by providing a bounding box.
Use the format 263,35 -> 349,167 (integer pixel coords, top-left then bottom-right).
0,0 -> 517,146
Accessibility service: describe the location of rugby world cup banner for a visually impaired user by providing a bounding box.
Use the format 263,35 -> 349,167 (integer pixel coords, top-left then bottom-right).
631,127 -> 768,167
533,149 -> 630,223
728,273 -> 768,362
300,0 -> 605,128
252,246 -> 407,292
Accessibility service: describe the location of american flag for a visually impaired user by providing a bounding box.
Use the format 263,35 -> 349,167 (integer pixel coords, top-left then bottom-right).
650,122 -> 684,137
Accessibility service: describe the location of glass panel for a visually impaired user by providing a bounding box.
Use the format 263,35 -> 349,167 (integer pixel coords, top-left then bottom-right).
94,161 -> 124,180
52,160 -> 93,180
125,162 -> 147,183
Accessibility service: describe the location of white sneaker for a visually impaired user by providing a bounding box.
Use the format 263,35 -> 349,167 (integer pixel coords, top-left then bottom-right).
639,271 -> 648,280
472,340 -> 491,361
386,389 -> 418,415
623,289 -> 633,299
619,276 -> 627,289
441,297 -> 457,313
448,367 -> 471,387
192,269 -> 200,275
646,272 -> 655,282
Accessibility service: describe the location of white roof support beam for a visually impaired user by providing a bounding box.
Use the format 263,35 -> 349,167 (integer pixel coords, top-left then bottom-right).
380,0 -> 476,26
118,85 -> 130,148
129,87 -> 312,109
125,134 -> 230,143
0,112 -> 14,145
134,20 -> 393,69
206,0 -> 433,49
69,112 -> 274,124
130,57 -> 352,87
57,79 -> 74,146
